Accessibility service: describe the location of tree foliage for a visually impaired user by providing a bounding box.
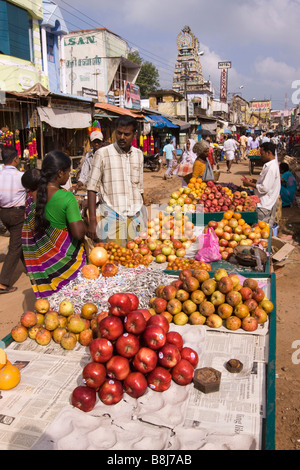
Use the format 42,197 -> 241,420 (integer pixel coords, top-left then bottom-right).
128,50 -> 160,99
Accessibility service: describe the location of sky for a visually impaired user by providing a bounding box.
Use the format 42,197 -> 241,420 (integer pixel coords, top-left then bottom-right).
54,0 -> 300,110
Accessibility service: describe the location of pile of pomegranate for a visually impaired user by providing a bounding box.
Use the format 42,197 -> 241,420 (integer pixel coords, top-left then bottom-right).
71,292 -> 198,411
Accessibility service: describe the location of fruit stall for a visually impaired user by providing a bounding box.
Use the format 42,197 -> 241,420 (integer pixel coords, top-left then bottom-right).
0,175 -> 277,451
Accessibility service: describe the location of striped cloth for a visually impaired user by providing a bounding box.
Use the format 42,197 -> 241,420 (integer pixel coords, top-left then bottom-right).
22,194 -> 86,299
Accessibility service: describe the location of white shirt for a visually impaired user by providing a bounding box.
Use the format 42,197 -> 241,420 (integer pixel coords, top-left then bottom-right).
256,159 -> 280,210
0,165 -> 26,208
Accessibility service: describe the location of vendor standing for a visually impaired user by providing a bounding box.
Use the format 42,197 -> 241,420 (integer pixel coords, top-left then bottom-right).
86,116 -> 146,246
241,142 -> 280,227
74,130 -> 104,191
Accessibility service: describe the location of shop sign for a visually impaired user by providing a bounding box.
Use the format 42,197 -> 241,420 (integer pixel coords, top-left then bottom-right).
64,36 -> 96,46
220,69 -> 228,102
218,61 -> 232,69
124,81 -> 141,110
82,87 -> 98,98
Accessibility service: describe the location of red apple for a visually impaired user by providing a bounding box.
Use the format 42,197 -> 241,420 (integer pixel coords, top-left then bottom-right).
98,379 -> 123,405
243,278 -> 258,290
180,347 -> 199,368
171,359 -> 194,385
89,337 -> 114,363
217,276 -> 234,294
161,285 -> 177,301
20,311 -> 38,328
158,343 -> 181,368
106,355 -> 131,381
143,325 -> 167,350
165,331 -> 184,351
147,366 -> 172,392
71,385 -> 97,412
115,332 -> 140,358
244,298 -> 258,312
241,316 -> 258,332
151,297 -> 168,314
239,287 -> 253,301
252,307 -> 268,324
125,292 -> 139,311
98,315 -> 124,341
132,347 -> 158,374
108,293 -> 132,317
252,287 -> 265,303
147,314 -> 170,334
135,308 -> 152,322
82,362 -> 106,390
124,310 -> 147,335
123,372 -> 148,398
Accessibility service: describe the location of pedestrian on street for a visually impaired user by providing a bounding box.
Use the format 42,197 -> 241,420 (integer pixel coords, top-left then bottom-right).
0,147 -> 27,294
279,162 -> 297,207
173,138 -> 197,186
87,115 -> 146,246
74,130 -> 105,191
241,141 -> 280,227
22,151 -> 86,298
163,138 -> 176,179
190,139 -> 210,179
223,134 -> 238,173
250,134 -> 260,150
239,132 -> 248,160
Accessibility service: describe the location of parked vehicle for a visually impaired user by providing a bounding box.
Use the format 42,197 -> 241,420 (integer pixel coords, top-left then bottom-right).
143,152 -> 162,172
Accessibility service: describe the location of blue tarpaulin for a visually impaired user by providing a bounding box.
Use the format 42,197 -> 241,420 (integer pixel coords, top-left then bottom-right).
148,114 -> 179,129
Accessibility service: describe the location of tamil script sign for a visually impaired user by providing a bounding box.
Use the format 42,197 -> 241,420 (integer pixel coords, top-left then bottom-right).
218,61 -> 232,69
249,100 -> 271,116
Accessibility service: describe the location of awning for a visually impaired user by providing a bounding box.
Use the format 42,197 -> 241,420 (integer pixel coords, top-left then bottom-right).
148,114 -> 179,129
95,102 -> 143,118
37,106 -> 92,129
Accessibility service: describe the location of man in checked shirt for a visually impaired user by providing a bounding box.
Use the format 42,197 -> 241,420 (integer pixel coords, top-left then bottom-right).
86,116 -> 146,246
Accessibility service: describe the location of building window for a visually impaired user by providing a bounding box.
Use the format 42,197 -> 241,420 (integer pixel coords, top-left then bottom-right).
0,0 -> 31,61
47,33 -> 55,62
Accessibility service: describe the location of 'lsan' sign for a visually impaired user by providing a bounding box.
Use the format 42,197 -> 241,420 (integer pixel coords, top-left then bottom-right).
65,36 -> 96,46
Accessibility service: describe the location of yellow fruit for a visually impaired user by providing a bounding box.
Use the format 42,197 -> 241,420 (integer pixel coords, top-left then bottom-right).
0,348 -> 7,370
0,360 -> 21,390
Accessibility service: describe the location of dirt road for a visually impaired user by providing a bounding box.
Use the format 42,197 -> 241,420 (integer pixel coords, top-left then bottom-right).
0,157 -> 299,450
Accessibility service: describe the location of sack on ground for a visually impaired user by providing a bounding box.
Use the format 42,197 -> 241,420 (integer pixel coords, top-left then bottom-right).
195,228 -> 222,262
202,160 -> 214,181
177,162 -> 194,177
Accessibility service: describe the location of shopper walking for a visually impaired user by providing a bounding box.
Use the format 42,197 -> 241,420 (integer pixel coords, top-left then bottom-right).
163,138 -> 176,179
223,134 -> 238,173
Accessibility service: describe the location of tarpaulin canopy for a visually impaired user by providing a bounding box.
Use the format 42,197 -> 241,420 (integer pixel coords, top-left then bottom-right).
37,106 -> 91,129
148,114 -> 179,129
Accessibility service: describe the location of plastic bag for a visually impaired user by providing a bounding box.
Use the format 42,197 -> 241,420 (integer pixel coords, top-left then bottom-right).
202,160 -> 214,181
177,162 -> 194,177
195,228 -> 222,262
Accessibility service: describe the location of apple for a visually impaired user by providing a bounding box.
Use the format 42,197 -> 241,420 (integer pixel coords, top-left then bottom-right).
171,359 -> 194,385
171,279 -> 183,290
158,343 -> 181,368
58,300 -> 74,317
189,311 -> 206,325
57,315 -> 68,328
199,300 -> 215,317
206,313 -> 223,328
135,308 -> 152,322
225,315 -> 242,330
71,385 -> 97,412
214,268 -> 228,282
36,313 -> 45,326
179,269 -> 193,280
28,324 -> 42,340
226,290 -> 242,307
82,362 -> 106,389
243,278 -> 258,290
20,311 -> 37,329
79,328 -> 93,346
244,298 -> 258,312
89,337 -> 114,363
192,270 -> 209,284
98,379 -> 123,405
161,285 -> 177,301
132,347 -> 158,374
106,355 -> 131,381
125,292 -> 139,311
155,285 -> 165,297
124,310 -> 147,335
147,314 -> 170,334
123,372 -> 148,398
79,303 -> 97,321
217,276 -> 234,294
60,332 -> 77,350
167,298 -> 182,315
217,303 -> 233,319
252,307 -> 268,324
166,331 -> 184,351
234,303 -> 250,319
201,279 -> 217,296
52,326 -> 67,343
239,287 -> 253,301
98,315 -> 123,341
180,347 -> 198,368
210,290 -> 226,307
151,297 -> 168,314
182,277 -> 200,293
35,327 -> 52,346
156,254 -> 167,263
115,333 -> 140,358
241,316 -> 258,332
67,314 -> 85,334
143,325 -> 166,350
34,298 -> 50,314
147,366 -> 172,392
190,290 -> 206,304
259,299 -> 274,314
108,293 -> 132,317
173,312 -> 189,325
176,289 -> 190,302
11,324 -> 29,342
252,287 -> 265,303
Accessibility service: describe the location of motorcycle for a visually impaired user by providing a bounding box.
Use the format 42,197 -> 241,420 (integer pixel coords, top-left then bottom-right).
143,152 -> 162,172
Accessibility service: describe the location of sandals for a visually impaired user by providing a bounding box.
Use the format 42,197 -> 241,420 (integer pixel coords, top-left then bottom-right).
0,286 -> 18,294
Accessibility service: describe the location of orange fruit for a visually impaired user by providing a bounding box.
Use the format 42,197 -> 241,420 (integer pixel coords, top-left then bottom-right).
238,219 -> 246,226
190,177 -> 197,184
224,210 -> 234,220
81,264 -> 100,279
0,348 -> 7,370
0,360 -> 21,390
258,221 -> 267,229
233,212 -> 242,220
